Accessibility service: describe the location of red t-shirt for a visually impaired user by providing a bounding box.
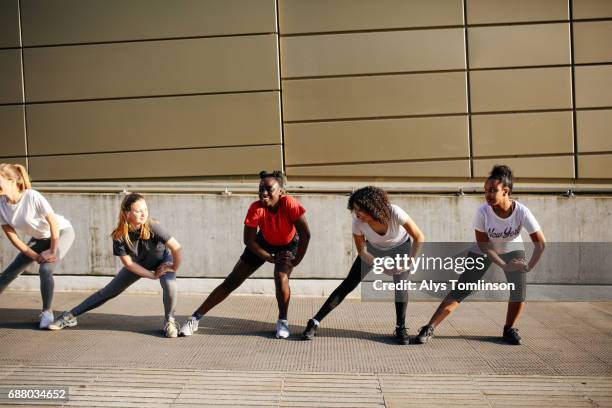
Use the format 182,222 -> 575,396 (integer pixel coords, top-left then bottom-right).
244,195 -> 306,245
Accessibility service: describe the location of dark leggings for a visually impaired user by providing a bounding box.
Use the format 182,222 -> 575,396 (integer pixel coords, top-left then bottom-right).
314,242 -> 410,327
70,267 -> 177,321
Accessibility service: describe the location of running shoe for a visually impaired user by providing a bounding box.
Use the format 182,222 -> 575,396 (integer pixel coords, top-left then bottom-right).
502,326 -> 522,345
394,325 -> 409,345
164,318 -> 179,338
302,319 -> 319,340
414,324 -> 434,344
48,312 -> 77,330
39,311 -> 54,329
275,319 -> 290,339
179,317 -> 199,337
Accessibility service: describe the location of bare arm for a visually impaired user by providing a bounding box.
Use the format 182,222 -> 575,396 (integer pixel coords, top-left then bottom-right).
290,215 -> 310,266
402,216 -> 425,269
244,226 -> 274,263
37,213 -> 60,263
1,224 -> 39,260
475,230 -> 526,272
525,230 -> 546,272
155,237 -> 182,277
353,234 -> 375,266
166,237 -> 182,271
119,255 -> 157,279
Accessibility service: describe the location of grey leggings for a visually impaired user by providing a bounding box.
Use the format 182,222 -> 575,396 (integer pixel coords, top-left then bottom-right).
70,267 -> 177,321
0,227 -> 75,310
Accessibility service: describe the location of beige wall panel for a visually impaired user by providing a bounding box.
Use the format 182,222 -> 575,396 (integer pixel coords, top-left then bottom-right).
469,24 -> 570,68
282,72 -> 467,121
0,157 -> 27,167
472,112 -> 574,156
21,0 -> 277,46
0,106 -> 26,157
0,50 -> 23,104
28,146 -> 283,181
473,156 -> 575,178
285,116 -> 468,165
287,160 -> 470,178
578,154 -> 612,178
0,0 -> 20,48
577,109 -> 612,152
27,92 -> 281,155
574,21 -> 612,64
24,35 -> 279,102
281,29 -> 465,77
466,0 -> 568,24
575,65 -> 612,108
470,67 -> 572,112
573,0 -> 612,19
279,0 -> 463,34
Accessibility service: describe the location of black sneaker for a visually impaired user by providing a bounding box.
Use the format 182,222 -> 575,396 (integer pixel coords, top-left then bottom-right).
394,326 -> 408,345
503,326 -> 522,345
414,325 -> 434,344
302,319 -> 318,340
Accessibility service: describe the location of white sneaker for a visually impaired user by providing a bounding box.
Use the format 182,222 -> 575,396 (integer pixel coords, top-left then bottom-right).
275,319 -> 290,339
164,318 -> 179,338
179,317 -> 199,337
39,311 -> 54,329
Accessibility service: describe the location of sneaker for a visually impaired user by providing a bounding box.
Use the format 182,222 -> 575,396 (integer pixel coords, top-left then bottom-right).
302,319 -> 319,340
179,317 -> 199,337
414,324 -> 434,344
275,319 -> 290,339
47,312 -> 77,331
39,311 -> 54,329
503,326 -> 522,345
394,325 -> 409,345
164,318 -> 179,338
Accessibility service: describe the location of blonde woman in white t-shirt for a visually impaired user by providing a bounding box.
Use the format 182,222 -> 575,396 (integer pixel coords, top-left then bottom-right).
415,165 -> 546,345
302,186 -> 425,345
0,163 -> 75,329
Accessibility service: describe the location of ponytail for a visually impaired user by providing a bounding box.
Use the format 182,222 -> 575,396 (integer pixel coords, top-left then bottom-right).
0,163 -> 32,191
13,164 -> 31,191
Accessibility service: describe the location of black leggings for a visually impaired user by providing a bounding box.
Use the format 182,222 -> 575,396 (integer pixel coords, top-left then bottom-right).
314,241 -> 410,327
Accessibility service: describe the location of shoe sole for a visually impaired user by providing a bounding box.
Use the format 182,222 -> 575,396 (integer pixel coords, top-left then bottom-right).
47,322 -> 77,331
275,333 -> 290,339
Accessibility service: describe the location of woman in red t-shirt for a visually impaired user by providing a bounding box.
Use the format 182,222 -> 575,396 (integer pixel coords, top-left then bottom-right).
179,171 -> 311,339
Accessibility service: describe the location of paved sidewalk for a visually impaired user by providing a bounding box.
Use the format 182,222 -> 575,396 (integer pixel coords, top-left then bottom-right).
0,292 -> 611,407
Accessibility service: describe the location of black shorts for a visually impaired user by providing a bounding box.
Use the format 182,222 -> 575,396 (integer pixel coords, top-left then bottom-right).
446,250 -> 527,302
240,232 -> 299,268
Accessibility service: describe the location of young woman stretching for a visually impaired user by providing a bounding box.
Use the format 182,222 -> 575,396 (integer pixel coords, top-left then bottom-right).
49,193 -> 182,338
302,186 -> 424,345
179,171 -> 310,339
415,165 -> 546,345
0,163 -> 75,328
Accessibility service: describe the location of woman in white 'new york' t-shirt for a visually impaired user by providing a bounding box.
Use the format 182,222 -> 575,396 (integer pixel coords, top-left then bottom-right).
415,165 -> 546,345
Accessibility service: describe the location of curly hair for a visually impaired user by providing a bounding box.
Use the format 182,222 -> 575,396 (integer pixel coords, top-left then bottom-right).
488,164 -> 513,193
347,186 -> 391,224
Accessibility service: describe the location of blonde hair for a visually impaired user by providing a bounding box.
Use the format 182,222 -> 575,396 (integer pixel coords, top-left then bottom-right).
0,163 -> 32,191
111,193 -> 152,246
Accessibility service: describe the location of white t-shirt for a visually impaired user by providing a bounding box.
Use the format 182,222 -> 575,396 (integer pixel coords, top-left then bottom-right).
352,204 -> 410,250
0,189 -> 72,239
472,200 -> 541,254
